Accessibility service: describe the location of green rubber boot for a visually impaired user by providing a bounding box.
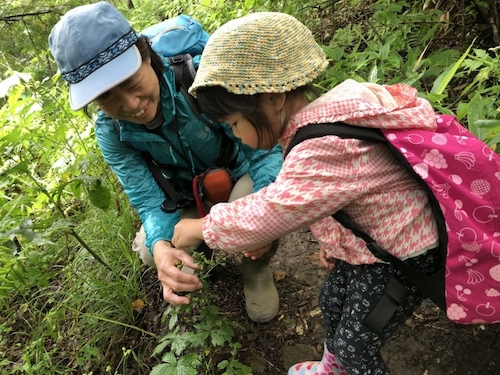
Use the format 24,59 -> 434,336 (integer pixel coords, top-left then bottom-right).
241,240 -> 279,323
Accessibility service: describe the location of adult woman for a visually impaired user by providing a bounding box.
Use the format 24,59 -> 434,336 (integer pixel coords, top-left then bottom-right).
171,12 -> 443,375
48,2 -> 283,324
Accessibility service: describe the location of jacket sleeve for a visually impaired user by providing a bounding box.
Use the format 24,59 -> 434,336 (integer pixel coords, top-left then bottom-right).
94,115 -> 180,254
237,141 -> 283,193
213,123 -> 282,192
202,136 -> 367,251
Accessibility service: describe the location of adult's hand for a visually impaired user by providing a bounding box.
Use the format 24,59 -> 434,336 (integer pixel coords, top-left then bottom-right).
172,218 -> 204,250
153,240 -> 203,305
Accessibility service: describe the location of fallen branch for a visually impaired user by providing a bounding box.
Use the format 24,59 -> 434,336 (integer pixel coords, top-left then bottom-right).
0,9 -> 52,22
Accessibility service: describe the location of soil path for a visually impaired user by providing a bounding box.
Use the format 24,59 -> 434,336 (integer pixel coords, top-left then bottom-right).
138,228 -> 500,374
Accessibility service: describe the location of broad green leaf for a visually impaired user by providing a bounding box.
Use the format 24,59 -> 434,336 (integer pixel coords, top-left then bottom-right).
322,46 -> 345,61
207,304 -> 220,315
151,340 -> 171,357
400,70 -> 425,86
0,161 -> 29,177
187,331 -> 209,347
2,239 -> 19,254
475,119 -> 500,131
160,352 -> 177,364
1,127 -> 24,142
69,179 -> 84,198
218,359 -> 253,374
467,93 -> 484,138
48,218 -> 75,232
456,102 -> 470,121
170,333 -> 189,356
486,133 -> 500,148
151,352 -> 198,375
431,40 -> 475,95
368,64 -> 378,83
380,43 -> 390,59
168,310 -> 179,331
210,329 -> 229,346
7,84 -> 24,110
472,48 -> 489,60
87,180 -> 111,210
178,353 -> 201,370
150,363 -> 174,375
217,360 -> 229,370
425,93 -> 447,105
244,0 -> 254,9
387,54 -> 401,68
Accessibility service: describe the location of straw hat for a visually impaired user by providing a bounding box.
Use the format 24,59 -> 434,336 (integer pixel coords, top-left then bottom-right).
189,12 -> 328,97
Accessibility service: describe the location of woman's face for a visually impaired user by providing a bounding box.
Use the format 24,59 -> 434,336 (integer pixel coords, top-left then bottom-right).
94,59 -> 160,124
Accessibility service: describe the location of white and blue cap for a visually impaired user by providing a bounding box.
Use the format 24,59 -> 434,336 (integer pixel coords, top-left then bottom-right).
49,1 -> 142,110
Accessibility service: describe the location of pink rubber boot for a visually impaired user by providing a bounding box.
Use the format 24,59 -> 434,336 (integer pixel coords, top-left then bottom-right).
287,343 -> 348,375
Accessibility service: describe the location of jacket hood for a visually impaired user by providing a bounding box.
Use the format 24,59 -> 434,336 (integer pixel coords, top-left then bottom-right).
281,79 -> 437,149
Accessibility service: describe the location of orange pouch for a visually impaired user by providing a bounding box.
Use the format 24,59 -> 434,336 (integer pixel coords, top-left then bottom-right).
201,168 -> 234,204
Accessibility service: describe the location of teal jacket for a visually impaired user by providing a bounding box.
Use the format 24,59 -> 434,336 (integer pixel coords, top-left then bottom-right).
94,57 -> 283,252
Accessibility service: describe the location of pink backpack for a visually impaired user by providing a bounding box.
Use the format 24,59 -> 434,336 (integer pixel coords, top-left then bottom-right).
287,114 -> 500,325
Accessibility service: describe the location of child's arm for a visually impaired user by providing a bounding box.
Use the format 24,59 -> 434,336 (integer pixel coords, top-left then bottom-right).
172,218 -> 204,249
173,218 -> 274,259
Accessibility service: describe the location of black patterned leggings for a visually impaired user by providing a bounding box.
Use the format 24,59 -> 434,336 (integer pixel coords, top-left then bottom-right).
319,248 -> 442,375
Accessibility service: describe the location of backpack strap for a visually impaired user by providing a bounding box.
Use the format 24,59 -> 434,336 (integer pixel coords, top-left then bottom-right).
112,119 -> 194,212
169,53 -> 196,93
284,122 -> 385,158
168,54 -> 238,170
142,152 -> 192,212
334,210 -> 446,308
286,122 -> 446,331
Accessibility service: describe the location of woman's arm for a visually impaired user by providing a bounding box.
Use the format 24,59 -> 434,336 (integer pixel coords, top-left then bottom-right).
94,114 -> 180,253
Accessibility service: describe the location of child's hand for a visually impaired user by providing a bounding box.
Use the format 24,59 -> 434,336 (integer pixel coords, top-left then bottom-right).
243,243 -> 272,260
172,218 -> 204,250
319,246 -> 336,269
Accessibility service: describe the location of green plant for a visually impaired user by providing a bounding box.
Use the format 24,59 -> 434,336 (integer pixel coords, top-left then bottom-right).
2,1 -> 500,374
0,53 -> 146,374
319,0 -> 448,88
151,253 -> 251,375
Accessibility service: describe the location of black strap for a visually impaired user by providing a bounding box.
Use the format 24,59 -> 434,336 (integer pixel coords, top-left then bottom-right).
362,276 -> 410,332
113,119 -> 190,210
285,122 -> 386,158
142,152 -> 183,204
333,211 -> 392,262
169,54 -> 215,131
286,122 -> 446,331
335,208 -> 445,332
334,210 -> 446,310
169,54 -> 237,169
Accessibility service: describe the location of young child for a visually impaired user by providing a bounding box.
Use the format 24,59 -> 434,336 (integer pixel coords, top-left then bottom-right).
172,12 -> 442,375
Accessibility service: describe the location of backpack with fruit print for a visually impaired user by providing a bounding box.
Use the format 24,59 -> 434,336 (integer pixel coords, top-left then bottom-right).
286,114 -> 500,326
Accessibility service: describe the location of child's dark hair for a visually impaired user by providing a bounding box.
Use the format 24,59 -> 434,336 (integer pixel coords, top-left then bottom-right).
196,85 -> 320,147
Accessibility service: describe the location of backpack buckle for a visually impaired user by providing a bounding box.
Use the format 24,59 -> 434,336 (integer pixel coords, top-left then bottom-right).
170,54 -> 186,65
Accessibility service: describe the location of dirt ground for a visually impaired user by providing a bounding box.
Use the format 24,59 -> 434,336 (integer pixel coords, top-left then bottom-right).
134,228 -> 500,375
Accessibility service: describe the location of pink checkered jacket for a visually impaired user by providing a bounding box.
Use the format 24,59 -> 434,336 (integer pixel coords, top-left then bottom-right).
203,80 -> 440,265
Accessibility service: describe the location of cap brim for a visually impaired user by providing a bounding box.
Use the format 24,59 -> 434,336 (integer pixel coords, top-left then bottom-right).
68,45 -> 142,110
